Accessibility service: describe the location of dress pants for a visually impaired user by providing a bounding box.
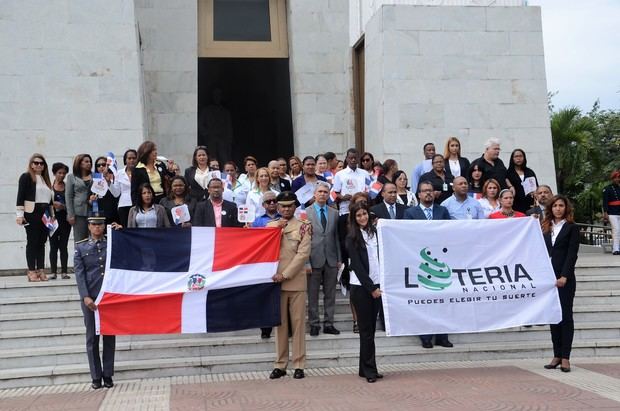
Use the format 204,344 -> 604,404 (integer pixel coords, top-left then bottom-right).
81,302 -> 115,380
274,290 -> 306,370
49,214 -> 71,274
307,265 -> 338,327
350,284 -> 381,378
24,204 -> 48,270
550,281 -> 575,359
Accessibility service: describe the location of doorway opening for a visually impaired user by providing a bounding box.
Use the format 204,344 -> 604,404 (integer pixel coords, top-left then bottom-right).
197,58 -> 294,167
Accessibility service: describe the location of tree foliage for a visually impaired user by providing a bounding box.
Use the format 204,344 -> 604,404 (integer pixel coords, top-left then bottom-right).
550,101 -> 620,223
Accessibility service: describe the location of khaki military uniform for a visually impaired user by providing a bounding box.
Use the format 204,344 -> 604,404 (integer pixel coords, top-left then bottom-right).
267,217 -> 312,370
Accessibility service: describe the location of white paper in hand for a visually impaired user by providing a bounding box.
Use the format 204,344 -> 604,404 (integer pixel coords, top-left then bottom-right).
295,182 -> 316,205
171,204 -> 190,225
238,204 -> 256,223
522,177 -> 537,196
91,173 -> 109,197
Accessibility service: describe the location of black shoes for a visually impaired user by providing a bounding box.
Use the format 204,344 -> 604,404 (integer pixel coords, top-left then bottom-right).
269,368 -> 286,379
352,322 -> 359,333
366,377 -> 376,383
323,325 -> 340,335
91,379 -> 102,389
421,341 -> 433,349
544,361 -> 561,370
261,331 -> 271,339
613,251 -> 620,255
310,326 -> 320,336
293,369 -> 305,379
103,376 -> 114,388
436,340 -> 454,348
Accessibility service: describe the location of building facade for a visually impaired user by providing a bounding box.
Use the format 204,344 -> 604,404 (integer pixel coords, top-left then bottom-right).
0,0 -> 553,270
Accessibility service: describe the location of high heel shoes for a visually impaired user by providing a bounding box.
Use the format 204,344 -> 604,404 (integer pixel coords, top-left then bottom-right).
560,359 -> 571,373
544,359 -> 561,369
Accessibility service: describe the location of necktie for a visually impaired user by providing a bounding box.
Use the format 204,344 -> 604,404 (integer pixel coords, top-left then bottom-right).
425,207 -> 432,220
389,204 -> 396,219
320,207 -> 327,231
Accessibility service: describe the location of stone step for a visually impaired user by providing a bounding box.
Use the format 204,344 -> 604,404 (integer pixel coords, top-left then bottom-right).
3,288 -> 619,315
2,303 -> 620,332
2,320 -> 620,369
2,338 -> 620,389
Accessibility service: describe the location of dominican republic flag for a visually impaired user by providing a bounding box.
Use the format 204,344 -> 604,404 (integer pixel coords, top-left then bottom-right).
106,152 -> 118,176
368,180 -> 383,200
94,227 -> 282,335
41,209 -> 58,236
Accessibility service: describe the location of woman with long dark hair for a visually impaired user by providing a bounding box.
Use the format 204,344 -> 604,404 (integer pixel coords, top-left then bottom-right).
49,162 -> 72,280
542,195 -> 579,373
346,202 -> 383,383
127,183 -> 170,228
506,148 -> 538,213
66,153 -> 95,242
360,152 -> 375,174
16,153 -> 54,282
393,170 -> 416,207
467,163 -> 484,199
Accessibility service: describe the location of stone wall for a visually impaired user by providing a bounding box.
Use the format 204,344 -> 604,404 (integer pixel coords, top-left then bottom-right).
0,0 -> 145,270
288,0 -> 355,157
364,5 -> 555,188
134,0 -> 198,167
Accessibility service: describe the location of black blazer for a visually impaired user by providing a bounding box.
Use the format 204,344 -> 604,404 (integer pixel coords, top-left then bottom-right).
526,205 -> 544,221
193,199 -> 242,227
404,204 -> 451,220
131,161 -> 173,205
543,223 -> 579,283
273,178 -> 291,192
506,167 -> 538,213
184,166 -> 209,203
447,157 -> 470,179
370,202 -> 406,220
345,235 -> 378,294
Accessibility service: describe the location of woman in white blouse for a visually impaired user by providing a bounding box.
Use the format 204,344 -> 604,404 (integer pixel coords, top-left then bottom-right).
16,153 -> 54,282
345,202 -> 383,383
117,149 -> 137,227
443,136 -> 470,178
478,178 -> 501,218
184,145 -> 210,202
245,167 -> 276,218
393,170 -> 417,207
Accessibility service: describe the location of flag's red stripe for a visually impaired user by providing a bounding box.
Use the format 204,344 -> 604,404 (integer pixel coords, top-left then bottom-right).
213,227 -> 281,271
98,292 -> 183,335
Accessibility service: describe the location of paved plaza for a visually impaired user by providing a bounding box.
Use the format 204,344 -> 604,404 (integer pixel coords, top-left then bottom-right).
2,358 -> 620,410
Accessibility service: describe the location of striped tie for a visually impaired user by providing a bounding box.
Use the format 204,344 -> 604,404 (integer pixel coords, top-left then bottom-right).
425,208 -> 432,220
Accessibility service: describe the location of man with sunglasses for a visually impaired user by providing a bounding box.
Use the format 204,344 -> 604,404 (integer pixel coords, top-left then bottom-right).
252,191 -> 280,228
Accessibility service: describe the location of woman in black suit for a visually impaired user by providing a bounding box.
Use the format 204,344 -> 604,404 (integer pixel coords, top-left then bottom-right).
346,202 -> 383,383
443,136 -> 470,179
184,145 -> 210,202
542,195 -> 579,373
506,149 -> 538,213
131,141 -> 176,205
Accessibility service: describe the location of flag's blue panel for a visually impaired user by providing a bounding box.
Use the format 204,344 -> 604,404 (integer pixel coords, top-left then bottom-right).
206,283 -> 281,332
110,228 -> 191,272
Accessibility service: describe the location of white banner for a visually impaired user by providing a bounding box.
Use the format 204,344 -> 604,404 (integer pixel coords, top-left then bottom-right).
377,218 -> 562,336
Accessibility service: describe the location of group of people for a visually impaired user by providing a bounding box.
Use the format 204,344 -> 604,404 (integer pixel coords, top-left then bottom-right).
16,136 -> 587,386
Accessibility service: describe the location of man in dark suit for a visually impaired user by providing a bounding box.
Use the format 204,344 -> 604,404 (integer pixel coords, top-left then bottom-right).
404,181 -> 453,349
268,160 -> 292,193
306,181 -> 341,336
193,178 -> 242,227
371,183 -> 407,220
526,185 -> 553,221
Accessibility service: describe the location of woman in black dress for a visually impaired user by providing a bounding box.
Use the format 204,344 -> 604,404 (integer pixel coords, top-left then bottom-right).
346,202 -> 383,383
49,162 -> 72,279
542,195 -> 579,373
506,149 -> 538,213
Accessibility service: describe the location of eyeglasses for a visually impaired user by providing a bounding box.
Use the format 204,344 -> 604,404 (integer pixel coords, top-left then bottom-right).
264,199 -> 277,204
361,158 -> 371,162
32,161 -> 44,166
96,163 -> 106,168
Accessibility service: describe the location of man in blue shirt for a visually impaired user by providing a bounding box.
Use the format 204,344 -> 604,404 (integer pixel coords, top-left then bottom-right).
411,142 -> 435,193
252,191 -> 280,228
441,176 -> 485,220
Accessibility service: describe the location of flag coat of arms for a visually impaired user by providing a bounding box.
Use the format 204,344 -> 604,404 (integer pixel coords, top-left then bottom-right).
95,227 -> 282,335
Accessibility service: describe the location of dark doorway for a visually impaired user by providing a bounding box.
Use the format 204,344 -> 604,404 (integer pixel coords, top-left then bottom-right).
197,58 -> 294,167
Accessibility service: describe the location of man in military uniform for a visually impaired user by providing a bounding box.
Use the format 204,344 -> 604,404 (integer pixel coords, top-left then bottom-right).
74,216 -> 121,389
267,191 -> 312,380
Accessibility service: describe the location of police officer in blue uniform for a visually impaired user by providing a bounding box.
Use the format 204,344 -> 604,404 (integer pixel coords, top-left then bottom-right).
74,215 -> 121,389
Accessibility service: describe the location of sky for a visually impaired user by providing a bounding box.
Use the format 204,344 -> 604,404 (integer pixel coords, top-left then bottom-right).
528,0 -> 620,111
